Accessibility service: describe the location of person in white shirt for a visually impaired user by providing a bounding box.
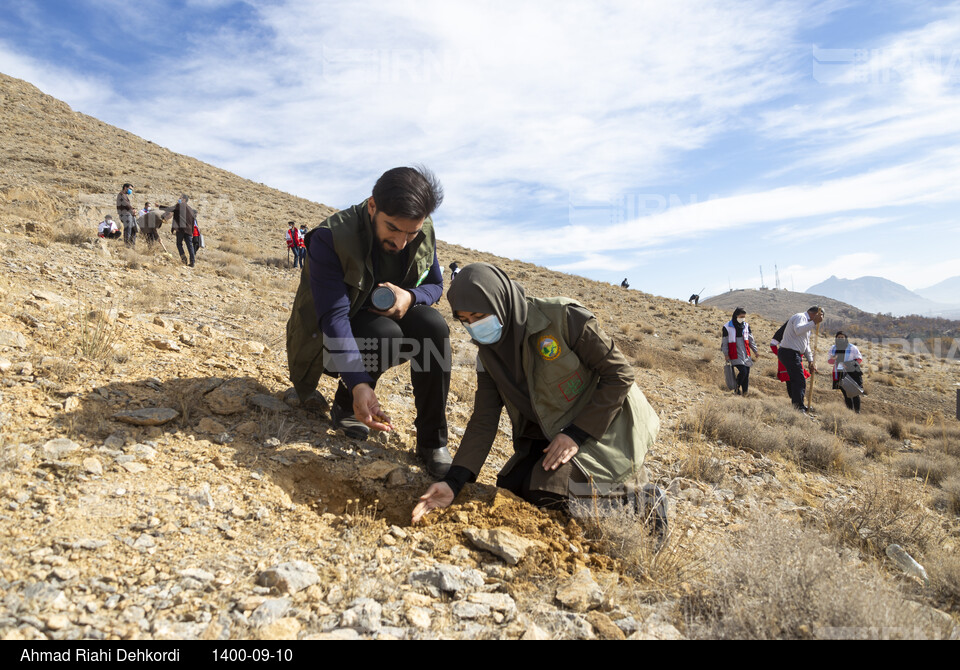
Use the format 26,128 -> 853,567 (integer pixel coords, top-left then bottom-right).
776,306 -> 824,411
98,215 -> 121,239
828,331 -> 864,413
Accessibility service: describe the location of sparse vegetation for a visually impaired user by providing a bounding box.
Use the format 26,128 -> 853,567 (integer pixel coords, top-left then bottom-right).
690,515 -> 942,639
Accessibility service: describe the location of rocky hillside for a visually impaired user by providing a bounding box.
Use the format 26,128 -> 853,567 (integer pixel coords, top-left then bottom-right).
1,72 -> 959,640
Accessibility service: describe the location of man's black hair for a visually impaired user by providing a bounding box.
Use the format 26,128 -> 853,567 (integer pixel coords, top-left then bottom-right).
122,183 -> 132,190
371,166 -> 443,220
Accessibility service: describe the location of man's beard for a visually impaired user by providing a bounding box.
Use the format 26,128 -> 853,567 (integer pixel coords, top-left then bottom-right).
377,237 -> 401,255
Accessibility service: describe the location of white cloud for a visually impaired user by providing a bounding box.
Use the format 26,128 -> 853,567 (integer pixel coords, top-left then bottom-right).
0,41 -> 116,112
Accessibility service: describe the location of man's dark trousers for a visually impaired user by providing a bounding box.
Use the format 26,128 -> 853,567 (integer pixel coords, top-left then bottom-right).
777,347 -> 806,409
176,230 -> 196,265
120,213 -> 137,246
332,305 -> 450,450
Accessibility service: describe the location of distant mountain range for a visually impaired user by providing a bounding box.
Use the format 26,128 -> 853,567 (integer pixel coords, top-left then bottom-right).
702,288 -> 960,342
806,275 -> 960,318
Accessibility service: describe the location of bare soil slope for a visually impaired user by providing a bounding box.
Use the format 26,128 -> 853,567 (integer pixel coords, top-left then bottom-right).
1,72 -> 958,640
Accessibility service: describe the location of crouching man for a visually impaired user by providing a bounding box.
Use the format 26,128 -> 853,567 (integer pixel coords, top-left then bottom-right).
286,166 -> 452,478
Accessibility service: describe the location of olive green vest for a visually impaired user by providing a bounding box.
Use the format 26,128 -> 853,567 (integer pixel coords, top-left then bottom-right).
488,297 -> 659,486
285,200 -> 436,399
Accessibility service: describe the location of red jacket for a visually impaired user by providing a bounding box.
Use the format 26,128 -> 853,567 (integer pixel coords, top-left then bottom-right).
286,228 -> 304,249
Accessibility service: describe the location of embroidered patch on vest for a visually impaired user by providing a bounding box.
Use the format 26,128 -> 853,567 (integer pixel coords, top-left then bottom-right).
538,336 -> 561,361
559,372 -> 584,402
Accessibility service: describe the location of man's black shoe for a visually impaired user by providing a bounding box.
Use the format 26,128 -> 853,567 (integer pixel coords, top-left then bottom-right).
331,403 -> 369,441
417,446 -> 452,479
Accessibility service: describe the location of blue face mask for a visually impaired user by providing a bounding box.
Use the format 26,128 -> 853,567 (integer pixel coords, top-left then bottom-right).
463,314 -> 502,345
126,189 -> 132,195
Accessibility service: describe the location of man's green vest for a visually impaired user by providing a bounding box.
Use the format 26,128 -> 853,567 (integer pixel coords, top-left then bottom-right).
285,199 -> 436,399
487,297 -> 659,487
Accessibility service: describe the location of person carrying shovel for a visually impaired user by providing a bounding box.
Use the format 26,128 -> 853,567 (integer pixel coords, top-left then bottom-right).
776,306 -> 823,413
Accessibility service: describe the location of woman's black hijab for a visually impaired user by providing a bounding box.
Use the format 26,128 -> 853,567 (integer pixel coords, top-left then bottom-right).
447,263 -> 536,420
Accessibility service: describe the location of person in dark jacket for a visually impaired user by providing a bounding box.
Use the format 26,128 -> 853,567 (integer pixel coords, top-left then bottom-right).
412,263 -> 662,529
116,183 -> 138,247
161,195 -> 198,267
285,166 -> 452,478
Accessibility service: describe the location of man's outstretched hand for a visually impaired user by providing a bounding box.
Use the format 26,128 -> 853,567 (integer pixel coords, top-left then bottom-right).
352,383 -> 393,432
412,482 -> 455,525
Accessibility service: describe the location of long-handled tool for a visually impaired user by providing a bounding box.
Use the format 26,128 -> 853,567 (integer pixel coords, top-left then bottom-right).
807,313 -> 823,411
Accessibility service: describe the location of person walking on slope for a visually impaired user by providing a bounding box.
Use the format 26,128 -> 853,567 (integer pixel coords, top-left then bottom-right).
829,331 -> 865,413
412,263 -> 664,536
721,307 -> 757,396
770,319 -> 810,397
286,222 -> 305,269
777,306 -> 823,412
116,183 -> 138,247
161,195 -> 198,267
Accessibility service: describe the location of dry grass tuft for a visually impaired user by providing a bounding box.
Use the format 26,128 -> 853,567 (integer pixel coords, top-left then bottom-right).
690,514 -> 938,639
55,217 -> 94,245
819,407 -> 897,459
678,442 -> 726,484
681,398 -> 855,473
825,475 -> 938,560
935,476 -> 960,516
898,452 -> 960,487
573,497 -> 702,602
77,302 -> 119,360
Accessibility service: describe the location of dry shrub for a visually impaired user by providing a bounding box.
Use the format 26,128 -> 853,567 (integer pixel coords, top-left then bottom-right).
928,550 -> 960,611
255,256 -> 289,269
681,333 -> 711,347
936,476 -> 960,516
124,277 -> 173,310
898,452 -> 959,487
77,303 -> 119,360
691,514 -> 939,639
681,398 -> 854,473
573,498 -> 702,601
873,373 -> 896,387
887,419 -> 906,441
825,475 -> 938,560
638,324 -> 655,335
678,443 -> 725,484
55,218 -> 94,245
633,352 -> 655,370
119,246 -> 144,270
820,408 -> 896,459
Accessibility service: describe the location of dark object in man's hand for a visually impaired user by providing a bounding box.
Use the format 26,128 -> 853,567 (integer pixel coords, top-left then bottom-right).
371,286 -> 396,311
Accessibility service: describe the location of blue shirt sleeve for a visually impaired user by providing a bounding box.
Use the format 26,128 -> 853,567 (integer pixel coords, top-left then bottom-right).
307,228 -> 374,391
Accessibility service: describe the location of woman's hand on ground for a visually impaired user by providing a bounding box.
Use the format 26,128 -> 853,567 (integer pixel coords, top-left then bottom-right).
412,482 -> 455,525
542,433 -> 579,471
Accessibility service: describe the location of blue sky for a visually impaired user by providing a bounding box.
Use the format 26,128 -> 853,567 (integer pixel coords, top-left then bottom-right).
2,0 -> 959,300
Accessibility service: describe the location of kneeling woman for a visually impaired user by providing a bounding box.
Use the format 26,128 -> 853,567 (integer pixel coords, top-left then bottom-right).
412,263 -> 660,525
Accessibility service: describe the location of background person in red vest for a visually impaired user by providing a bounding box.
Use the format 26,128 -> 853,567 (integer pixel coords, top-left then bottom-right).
286,221 -> 305,269
721,307 -> 757,396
